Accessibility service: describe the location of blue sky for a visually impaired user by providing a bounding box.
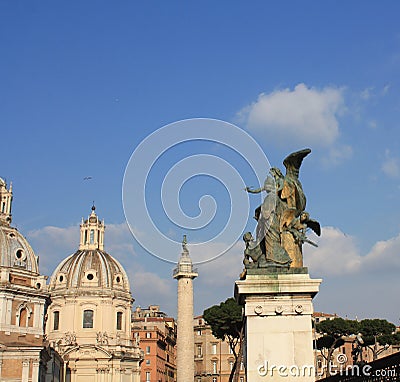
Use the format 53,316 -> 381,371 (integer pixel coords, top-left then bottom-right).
1,2 -> 400,323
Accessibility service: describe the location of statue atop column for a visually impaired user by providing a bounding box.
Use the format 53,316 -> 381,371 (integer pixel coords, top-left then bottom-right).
243,148 -> 320,273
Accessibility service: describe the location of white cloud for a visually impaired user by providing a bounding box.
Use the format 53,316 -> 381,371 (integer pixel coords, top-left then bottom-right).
305,226 -> 400,277
239,83 -> 345,147
382,149 -> 400,179
28,225 -> 79,275
101,222 -> 138,260
304,227 -> 362,276
360,87 -> 374,100
382,84 -> 391,95
130,270 -> 175,311
196,241 -> 243,287
322,145 -> 353,167
362,233 -> 400,272
359,85 -> 390,100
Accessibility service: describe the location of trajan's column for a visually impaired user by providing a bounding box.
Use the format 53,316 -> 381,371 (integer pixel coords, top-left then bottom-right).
173,235 -> 198,382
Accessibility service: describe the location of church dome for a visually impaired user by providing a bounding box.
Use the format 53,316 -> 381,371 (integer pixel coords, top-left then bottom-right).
49,249 -> 130,292
0,225 -> 39,274
49,207 -> 130,294
0,178 -> 39,275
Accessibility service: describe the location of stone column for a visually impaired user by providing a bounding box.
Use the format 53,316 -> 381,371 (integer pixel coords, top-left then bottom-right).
22,359 -> 30,382
173,237 -> 198,382
177,276 -> 195,381
235,269 -> 322,382
32,360 -> 40,381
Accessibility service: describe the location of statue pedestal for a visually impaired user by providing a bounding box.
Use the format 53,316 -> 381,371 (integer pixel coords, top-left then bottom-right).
235,268 -> 322,382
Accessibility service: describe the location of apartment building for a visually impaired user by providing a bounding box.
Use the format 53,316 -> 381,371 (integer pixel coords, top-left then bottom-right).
132,305 -> 177,382
193,316 -> 245,382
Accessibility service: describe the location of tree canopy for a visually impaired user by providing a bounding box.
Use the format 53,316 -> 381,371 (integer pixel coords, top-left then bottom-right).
316,317 -> 400,367
203,297 -> 244,382
358,319 -> 396,346
203,297 -> 243,348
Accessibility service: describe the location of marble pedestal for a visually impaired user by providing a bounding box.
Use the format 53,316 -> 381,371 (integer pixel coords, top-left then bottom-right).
235,268 -> 322,382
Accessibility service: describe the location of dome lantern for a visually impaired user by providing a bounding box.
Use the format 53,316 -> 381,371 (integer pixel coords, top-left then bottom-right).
0,178 -> 13,226
79,205 -> 105,251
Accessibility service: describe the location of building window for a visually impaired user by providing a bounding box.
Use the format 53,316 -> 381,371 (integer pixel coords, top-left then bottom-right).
83,309 -> 94,328
116,312 -> 123,330
146,346 -> 150,354
212,360 -> 217,374
19,308 -> 27,327
212,343 -> 217,354
197,344 -> 202,357
229,346 -> 233,354
240,378 -> 244,382
146,359 -> 150,365
146,332 -> 151,338
229,361 -> 234,371
212,378 -> 217,382
197,329 -> 202,335
146,371 -> 150,382
15,249 -> 24,259
53,311 -> 60,330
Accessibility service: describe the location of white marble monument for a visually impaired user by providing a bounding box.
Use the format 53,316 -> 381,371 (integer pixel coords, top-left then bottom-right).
236,268 -> 321,382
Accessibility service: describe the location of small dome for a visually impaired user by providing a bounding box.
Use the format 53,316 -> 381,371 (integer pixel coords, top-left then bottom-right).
0,225 -> 39,274
49,249 -> 130,293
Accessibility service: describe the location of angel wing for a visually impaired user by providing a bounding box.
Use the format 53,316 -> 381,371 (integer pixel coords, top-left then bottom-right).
283,148 -> 311,179
305,218 -> 321,236
281,148 -> 311,212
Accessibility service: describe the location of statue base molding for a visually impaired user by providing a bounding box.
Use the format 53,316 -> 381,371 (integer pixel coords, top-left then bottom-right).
235,270 -> 322,382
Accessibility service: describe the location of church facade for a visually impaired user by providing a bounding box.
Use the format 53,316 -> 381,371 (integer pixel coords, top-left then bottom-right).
0,177 -> 54,381
0,178 -> 143,381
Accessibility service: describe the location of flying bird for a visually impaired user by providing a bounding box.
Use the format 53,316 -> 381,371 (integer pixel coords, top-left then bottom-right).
83,176 -> 93,180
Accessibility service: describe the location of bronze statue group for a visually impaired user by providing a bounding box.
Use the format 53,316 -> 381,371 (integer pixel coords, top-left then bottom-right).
243,148 -> 320,274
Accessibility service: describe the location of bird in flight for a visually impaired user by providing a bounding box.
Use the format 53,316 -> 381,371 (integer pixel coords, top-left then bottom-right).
83,176 -> 93,180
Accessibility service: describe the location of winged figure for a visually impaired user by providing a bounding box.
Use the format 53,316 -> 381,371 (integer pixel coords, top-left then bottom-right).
244,148 -> 318,271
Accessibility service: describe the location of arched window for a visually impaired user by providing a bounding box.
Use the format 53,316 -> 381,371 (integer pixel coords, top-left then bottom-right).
116,311 -> 123,330
83,309 -> 94,328
53,311 -> 60,330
